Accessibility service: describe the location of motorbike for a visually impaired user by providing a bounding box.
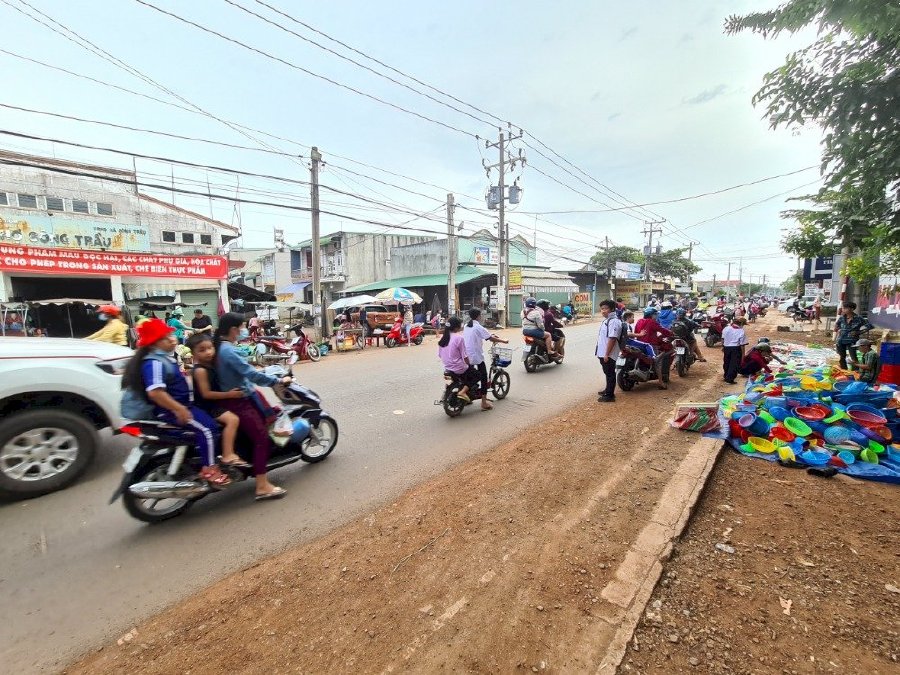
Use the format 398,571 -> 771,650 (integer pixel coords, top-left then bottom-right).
701,314 -> 729,348
385,318 -> 424,347
285,324 -> 322,363
615,339 -> 672,391
690,309 -> 708,325
438,344 -> 512,417
791,306 -> 815,324
522,334 -> 563,372
252,334 -> 293,366
672,337 -> 696,377
110,366 -> 338,523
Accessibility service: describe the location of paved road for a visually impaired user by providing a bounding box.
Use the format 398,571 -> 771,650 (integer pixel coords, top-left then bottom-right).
0,321 -> 606,673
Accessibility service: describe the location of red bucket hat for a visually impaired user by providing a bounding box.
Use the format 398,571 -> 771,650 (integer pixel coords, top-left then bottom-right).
136,318 -> 174,347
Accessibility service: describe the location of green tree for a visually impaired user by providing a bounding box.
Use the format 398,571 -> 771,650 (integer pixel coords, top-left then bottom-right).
726,1 -> 900,232
781,270 -> 803,295
589,245 -> 700,281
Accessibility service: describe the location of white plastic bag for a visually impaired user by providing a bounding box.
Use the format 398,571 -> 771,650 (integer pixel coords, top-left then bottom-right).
269,412 -> 293,447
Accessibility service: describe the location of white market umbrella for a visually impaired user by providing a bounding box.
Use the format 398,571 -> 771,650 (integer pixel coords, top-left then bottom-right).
374,287 -> 423,304
327,294 -> 378,311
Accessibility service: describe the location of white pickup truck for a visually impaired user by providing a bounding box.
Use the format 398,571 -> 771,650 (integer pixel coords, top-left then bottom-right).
0,338 -> 131,499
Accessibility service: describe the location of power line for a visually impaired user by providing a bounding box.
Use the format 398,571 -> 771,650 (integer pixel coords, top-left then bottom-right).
132,0 -> 478,138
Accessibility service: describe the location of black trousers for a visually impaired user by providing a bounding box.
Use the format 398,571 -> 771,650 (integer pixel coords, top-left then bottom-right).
723,346 -> 742,382
835,342 -> 858,370
600,357 -> 617,398
476,361 -> 489,396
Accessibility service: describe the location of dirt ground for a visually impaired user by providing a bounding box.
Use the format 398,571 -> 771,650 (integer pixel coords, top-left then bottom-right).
68,339 -> 732,674
66,316 -> 898,674
621,450 -> 900,674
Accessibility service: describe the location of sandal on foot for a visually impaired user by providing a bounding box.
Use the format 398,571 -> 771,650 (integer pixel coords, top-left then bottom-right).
200,466 -> 231,489
255,487 -> 287,501
456,392 -> 471,403
220,456 -> 251,469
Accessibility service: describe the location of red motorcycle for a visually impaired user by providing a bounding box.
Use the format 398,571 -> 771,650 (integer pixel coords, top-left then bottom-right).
385,318 -> 424,347
286,325 -> 321,363
701,314 -> 729,348
253,325 -> 320,365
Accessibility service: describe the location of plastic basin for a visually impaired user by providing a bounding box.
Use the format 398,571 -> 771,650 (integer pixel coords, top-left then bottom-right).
842,381 -> 869,395
847,402 -> 886,416
860,448 -> 879,464
800,450 -> 831,466
739,413 -> 770,436
848,410 -> 888,428
748,437 -> 776,454
770,425 -> 796,442
868,440 -> 886,455
769,406 -> 791,422
795,406 -> 826,421
783,417 -> 812,437
823,426 -> 851,445
757,410 -> 777,425
777,446 -> 796,462
837,450 -> 856,465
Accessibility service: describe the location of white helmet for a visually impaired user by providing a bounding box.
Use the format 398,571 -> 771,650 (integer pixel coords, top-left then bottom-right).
661,301 -> 672,308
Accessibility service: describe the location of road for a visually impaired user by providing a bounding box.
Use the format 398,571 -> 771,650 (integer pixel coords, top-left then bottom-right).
0,320 -> 608,673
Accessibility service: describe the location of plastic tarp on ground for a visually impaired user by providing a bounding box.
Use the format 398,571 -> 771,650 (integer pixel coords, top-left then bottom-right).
714,341 -> 900,485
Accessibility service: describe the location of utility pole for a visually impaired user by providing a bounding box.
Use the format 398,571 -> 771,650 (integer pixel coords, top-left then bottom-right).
447,193 -> 457,316
642,220 -> 664,305
604,236 -> 613,303
310,146 -> 323,338
483,128 -> 525,327
726,261 -> 732,286
686,241 -> 696,290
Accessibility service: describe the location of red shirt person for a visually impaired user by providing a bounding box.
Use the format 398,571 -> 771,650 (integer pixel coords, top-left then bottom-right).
633,308 -> 673,350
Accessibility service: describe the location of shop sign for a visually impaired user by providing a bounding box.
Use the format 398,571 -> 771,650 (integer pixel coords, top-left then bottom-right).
508,266 -> 522,291
473,245 -> 498,264
870,275 -> 900,330
614,261 -> 643,280
0,215 -> 151,251
0,244 -> 227,279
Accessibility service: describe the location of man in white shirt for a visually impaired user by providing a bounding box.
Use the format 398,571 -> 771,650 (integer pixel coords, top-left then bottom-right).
463,308 -> 506,409
596,299 -> 623,403
721,317 -> 748,384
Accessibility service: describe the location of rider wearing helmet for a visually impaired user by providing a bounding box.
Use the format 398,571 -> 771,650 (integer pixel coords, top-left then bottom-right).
671,307 -> 706,362
86,304 -> 128,346
658,301 -> 676,330
522,297 -> 556,356
634,306 -> 674,388
538,299 -> 565,358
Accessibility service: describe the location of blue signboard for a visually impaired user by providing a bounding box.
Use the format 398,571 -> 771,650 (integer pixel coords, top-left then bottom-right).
803,256 -> 834,282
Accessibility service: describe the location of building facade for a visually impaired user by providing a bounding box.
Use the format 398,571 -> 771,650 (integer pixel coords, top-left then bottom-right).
0,151 -> 236,333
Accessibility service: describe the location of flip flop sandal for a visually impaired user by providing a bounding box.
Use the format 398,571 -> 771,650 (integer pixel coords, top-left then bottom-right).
200,467 -> 232,489
255,487 -> 287,501
219,457 -> 251,469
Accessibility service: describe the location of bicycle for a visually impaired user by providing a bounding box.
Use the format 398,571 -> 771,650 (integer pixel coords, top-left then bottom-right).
489,344 -> 512,399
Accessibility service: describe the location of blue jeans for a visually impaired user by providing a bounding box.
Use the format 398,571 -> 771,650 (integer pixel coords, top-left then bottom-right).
523,327 -> 545,339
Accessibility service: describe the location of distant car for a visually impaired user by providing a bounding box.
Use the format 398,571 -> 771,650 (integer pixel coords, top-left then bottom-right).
0,337 -> 131,499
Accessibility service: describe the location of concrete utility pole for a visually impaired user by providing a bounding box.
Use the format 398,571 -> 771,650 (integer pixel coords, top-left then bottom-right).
686,241 -> 696,288
605,236 -> 613,301
726,261 -> 733,285
642,220 -> 664,304
446,193 -> 457,316
310,146 -> 323,338
483,127 -> 525,327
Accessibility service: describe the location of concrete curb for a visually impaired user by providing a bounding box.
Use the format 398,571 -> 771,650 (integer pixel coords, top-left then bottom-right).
596,435 -> 725,675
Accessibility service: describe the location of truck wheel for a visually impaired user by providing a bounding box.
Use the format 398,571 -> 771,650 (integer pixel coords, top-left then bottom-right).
0,410 -> 98,499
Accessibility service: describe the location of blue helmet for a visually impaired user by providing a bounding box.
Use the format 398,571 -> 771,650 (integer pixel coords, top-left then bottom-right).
524,297 -> 537,308
643,306 -> 658,317
290,417 -> 310,444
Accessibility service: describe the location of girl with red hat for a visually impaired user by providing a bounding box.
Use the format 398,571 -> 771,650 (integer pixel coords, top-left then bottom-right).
123,318 -> 231,489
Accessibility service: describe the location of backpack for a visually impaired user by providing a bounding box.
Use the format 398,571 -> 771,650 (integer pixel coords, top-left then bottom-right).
604,317 -> 628,351
120,353 -> 179,420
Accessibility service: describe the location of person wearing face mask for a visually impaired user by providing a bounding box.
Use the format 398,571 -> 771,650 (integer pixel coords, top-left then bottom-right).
86,305 -> 129,346
214,313 -> 291,500
122,318 -> 231,488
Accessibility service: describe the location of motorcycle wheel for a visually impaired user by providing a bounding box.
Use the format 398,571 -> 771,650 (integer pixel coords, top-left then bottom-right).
676,356 -> 688,377
491,370 -> 511,400
306,344 -> 321,362
524,355 -> 538,373
704,334 -> 717,348
443,390 -> 465,417
300,414 -> 338,462
413,335 -> 424,346
122,458 -> 194,524
617,370 -> 635,391
385,337 -> 397,348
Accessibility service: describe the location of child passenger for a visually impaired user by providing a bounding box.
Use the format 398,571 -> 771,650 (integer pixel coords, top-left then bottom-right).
187,334 -> 249,469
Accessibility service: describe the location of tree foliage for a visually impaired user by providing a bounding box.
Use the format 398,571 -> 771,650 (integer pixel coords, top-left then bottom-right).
726,1 -> 899,230
589,245 -> 700,281
781,270 -> 804,294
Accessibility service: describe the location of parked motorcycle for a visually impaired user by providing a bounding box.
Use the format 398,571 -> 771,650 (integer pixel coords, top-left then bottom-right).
672,337 -> 696,377
615,340 -> 672,391
285,324 -> 321,363
701,314 -> 729,348
522,335 -> 563,372
385,318 -> 424,347
111,367 -> 337,523
791,306 -> 815,324
438,345 -> 512,417
252,334 -> 293,366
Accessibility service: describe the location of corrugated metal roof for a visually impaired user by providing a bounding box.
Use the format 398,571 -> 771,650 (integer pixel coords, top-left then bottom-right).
343,266 -> 494,294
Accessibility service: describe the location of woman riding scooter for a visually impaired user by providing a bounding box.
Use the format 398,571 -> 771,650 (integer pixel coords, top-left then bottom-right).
521,297 -> 556,356
633,306 -> 674,389
537,299 -> 565,359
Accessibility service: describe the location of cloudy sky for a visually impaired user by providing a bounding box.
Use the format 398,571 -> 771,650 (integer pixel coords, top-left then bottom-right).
0,0 -> 824,286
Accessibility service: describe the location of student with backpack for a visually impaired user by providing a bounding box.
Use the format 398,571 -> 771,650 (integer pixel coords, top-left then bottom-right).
121,318 -> 230,489
596,299 -> 624,403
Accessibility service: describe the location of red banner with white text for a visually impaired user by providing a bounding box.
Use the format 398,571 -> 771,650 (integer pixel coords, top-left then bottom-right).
0,245 -> 227,279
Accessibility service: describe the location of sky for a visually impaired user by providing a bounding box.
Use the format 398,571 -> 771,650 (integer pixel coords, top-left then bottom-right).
0,0 -> 826,286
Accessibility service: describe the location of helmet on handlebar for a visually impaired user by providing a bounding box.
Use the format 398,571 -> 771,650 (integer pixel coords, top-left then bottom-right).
524,297 -> 537,308
537,299 -> 550,310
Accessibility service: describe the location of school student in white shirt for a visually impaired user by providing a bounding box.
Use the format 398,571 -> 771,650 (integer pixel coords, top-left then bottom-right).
596,299 -> 623,403
721,317 -> 748,384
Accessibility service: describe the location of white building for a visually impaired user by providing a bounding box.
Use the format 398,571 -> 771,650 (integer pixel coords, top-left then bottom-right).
0,151 -> 238,323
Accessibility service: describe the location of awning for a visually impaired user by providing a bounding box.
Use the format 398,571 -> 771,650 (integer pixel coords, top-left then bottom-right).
276,282 -> 311,295
343,266 -> 494,294
27,298 -> 111,306
227,282 -> 276,303
522,270 -> 578,293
